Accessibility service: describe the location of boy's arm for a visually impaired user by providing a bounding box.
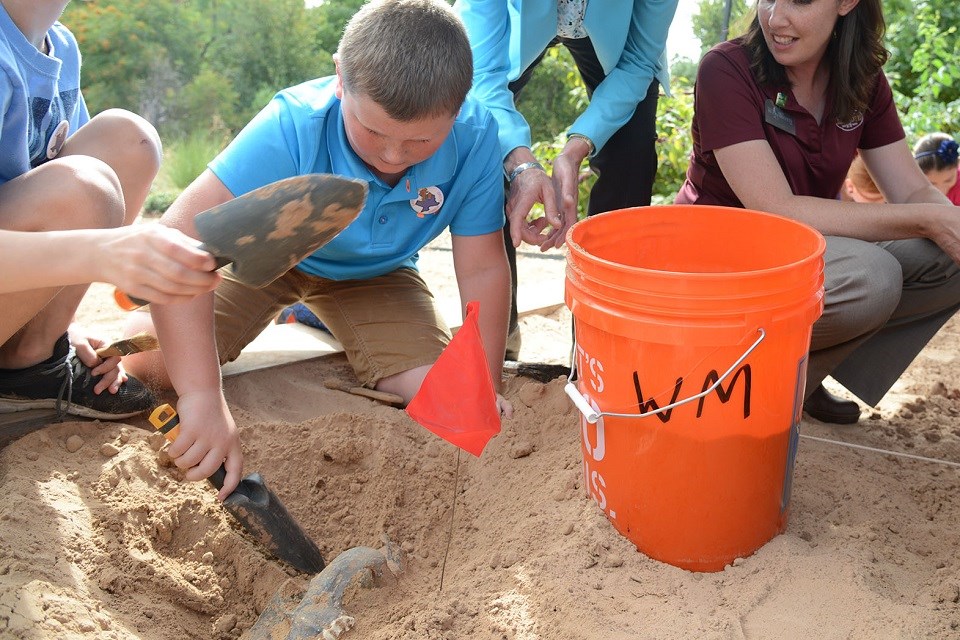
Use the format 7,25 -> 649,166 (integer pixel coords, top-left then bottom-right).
450,230 -> 511,395
151,169 -> 243,499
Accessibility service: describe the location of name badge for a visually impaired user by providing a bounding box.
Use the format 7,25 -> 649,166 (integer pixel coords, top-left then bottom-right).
764,99 -> 796,136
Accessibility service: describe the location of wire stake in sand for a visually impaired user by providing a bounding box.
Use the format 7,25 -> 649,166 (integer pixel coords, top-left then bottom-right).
800,434 -> 960,469
439,448 -> 461,593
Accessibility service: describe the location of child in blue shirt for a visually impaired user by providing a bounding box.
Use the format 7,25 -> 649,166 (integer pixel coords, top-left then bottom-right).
0,0 -> 219,421
124,0 -> 512,498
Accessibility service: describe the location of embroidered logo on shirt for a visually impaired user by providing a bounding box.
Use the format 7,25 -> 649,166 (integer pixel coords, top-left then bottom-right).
410,186 -> 444,218
836,111 -> 864,132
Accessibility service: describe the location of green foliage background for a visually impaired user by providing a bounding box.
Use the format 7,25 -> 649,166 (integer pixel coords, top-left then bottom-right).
63,0 -> 958,212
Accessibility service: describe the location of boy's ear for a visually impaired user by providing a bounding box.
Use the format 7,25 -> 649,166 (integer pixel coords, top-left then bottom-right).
333,54 -> 344,100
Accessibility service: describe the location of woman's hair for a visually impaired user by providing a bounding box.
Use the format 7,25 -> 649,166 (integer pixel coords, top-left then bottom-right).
913,133 -> 960,173
741,0 -> 888,124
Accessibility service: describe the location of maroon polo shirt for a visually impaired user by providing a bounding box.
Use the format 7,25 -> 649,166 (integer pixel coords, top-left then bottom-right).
676,39 -> 905,206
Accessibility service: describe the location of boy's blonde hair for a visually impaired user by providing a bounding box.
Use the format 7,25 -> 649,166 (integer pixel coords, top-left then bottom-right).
337,0 -> 472,121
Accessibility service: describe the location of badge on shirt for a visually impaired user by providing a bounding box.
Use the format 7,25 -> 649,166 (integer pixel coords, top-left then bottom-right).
836,111 -> 864,132
46,120 -> 70,159
764,99 -> 796,136
410,186 -> 444,218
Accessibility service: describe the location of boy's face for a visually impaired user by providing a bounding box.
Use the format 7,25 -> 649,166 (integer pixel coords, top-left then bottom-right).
925,166 -> 959,197
336,73 -> 456,183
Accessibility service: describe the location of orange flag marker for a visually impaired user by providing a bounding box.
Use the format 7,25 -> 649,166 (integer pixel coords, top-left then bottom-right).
406,301 -> 501,457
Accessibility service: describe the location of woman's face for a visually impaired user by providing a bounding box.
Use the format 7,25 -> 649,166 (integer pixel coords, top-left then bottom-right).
757,0 -> 859,71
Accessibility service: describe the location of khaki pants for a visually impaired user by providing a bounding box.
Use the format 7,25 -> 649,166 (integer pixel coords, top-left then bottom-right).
214,266 -> 450,385
809,236 -> 960,405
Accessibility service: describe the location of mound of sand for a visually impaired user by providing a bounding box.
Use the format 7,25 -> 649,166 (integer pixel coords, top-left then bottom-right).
1,240 -> 959,639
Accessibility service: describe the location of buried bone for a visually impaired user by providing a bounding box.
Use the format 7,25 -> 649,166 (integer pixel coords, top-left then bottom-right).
248,542 -> 402,639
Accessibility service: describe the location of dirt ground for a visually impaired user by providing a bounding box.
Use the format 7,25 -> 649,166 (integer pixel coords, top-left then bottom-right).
1,233 -> 959,639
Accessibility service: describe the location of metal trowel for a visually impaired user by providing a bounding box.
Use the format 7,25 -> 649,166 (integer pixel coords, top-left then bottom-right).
116,173 -> 367,309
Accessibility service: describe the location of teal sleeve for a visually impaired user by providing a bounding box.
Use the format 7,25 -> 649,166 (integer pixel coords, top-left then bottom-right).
455,0 -> 531,163
208,94 -> 301,196
571,0 -> 679,153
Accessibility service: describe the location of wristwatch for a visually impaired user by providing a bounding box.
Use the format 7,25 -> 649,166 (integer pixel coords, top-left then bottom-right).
506,161 -> 546,184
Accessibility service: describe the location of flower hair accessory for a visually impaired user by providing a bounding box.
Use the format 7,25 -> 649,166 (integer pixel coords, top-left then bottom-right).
914,138 -> 960,164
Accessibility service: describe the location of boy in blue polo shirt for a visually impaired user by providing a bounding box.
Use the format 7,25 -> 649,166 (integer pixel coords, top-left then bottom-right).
125,0 -> 512,497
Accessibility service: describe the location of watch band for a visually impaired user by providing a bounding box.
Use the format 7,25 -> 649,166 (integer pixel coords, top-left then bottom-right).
567,133 -> 595,155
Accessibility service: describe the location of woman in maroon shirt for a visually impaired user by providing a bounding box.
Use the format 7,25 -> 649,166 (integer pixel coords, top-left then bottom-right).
677,0 -> 960,424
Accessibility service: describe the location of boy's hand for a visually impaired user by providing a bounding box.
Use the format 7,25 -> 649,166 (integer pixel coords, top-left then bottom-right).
67,322 -> 127,394
497,393 -> 513,419
166,389 -> 243,499
97,224 -> 222,305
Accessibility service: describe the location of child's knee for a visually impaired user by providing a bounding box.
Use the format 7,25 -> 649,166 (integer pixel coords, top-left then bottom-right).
120,312 -> 170,389
39,156 -> 126,230
93,109 -> 163,176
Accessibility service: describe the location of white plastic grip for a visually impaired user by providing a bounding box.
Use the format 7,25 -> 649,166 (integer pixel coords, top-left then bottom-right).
565,382 -> 600,424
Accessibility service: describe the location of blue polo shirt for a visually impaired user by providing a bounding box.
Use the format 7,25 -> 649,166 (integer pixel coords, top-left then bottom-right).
208,76 -> 504,281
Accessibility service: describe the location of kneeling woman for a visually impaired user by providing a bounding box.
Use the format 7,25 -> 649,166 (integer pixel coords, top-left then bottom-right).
676,0 -> 960,424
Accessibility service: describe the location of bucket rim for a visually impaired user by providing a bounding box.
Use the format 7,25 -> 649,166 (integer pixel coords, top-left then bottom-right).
565,205 -> 827,280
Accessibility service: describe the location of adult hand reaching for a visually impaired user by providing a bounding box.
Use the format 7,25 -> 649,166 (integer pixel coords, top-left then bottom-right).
550,135 -> 593,247
504,150 -> 564,251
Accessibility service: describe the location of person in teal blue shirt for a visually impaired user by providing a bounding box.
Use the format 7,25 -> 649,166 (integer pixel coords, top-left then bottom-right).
455,0 -> 679,358
124,0 -> 513,498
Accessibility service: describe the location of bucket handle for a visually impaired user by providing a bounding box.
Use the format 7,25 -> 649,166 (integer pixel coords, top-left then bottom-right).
564,328 -> 766,424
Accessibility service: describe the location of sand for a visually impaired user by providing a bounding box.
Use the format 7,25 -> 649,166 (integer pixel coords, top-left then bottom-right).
1,236 -> 959,639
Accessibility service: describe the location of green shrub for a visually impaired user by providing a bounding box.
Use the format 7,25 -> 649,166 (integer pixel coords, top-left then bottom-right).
143,189 -> 179,216
653,86 -> 695,204
163,130 -> 228,191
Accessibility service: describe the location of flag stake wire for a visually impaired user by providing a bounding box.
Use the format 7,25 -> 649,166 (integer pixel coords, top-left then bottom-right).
439,448 -> 461,592
800,433 -> 960,469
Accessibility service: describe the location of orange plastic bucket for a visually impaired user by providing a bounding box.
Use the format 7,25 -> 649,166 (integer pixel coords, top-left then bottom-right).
564,205 -> 825,572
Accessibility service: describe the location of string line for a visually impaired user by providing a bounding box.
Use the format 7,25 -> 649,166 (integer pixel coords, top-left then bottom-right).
800,433 -> 960,469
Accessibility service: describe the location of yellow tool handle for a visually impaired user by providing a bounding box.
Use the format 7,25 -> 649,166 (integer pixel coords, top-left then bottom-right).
147,403 -> 228,490
148,403 -> 181,441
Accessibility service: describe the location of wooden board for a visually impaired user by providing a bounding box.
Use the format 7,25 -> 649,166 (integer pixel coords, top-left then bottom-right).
222,279 -> 565,378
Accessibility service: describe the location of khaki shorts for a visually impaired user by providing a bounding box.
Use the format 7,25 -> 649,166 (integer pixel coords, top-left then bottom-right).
214,266 -> 450,385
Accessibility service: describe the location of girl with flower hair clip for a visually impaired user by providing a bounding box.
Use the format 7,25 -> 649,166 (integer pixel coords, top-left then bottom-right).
914,133 -> 960,205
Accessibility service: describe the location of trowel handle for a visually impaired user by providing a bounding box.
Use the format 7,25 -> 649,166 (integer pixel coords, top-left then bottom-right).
113,288 -> 149,311
148,403 -> 228,491
113,244 -> 227,311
